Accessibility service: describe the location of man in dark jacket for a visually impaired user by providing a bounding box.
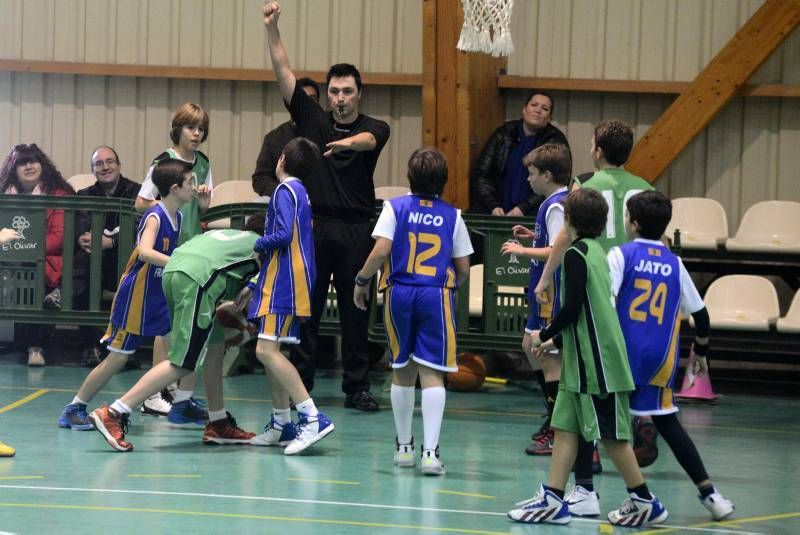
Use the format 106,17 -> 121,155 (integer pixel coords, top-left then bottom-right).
470,91 -> 570,216
251,77 -> 320,196
74,146 -> 140,365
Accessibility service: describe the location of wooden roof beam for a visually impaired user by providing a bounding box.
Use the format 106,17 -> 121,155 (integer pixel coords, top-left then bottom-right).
625,0 -> 800,183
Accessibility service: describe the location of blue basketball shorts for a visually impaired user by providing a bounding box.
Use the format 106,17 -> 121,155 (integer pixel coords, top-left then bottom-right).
101,324 -> 145,355
630,384 -> 679,416
256,313 -> 300,344
383,284 -> 458,372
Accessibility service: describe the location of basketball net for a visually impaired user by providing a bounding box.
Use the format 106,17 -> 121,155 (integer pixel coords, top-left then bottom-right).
456,0 -> 514,57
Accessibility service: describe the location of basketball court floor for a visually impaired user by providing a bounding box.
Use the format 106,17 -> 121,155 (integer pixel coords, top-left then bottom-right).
0,362 -> 798,534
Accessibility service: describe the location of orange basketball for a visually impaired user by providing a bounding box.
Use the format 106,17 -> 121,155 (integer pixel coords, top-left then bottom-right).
446,353 -> 487,392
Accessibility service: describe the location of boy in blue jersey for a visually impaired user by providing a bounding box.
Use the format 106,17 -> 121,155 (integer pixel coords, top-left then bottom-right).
88,217 -> 265,452
58,159 -> 194,431
501,143 -> 570,456
354,148 -> 473,475
605,191 -> 733,520
247,137 -> 335,456
508,189 -> 667,527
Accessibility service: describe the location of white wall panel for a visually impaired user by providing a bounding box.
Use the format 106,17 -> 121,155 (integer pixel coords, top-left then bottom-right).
0,73 -> 419,189
0,0 -> 420,73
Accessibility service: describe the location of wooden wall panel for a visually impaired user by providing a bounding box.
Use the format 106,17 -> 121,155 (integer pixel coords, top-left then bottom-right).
508,0 -> 800,84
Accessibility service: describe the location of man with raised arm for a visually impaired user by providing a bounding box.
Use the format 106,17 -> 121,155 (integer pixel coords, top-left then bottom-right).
262,2 -> 390,411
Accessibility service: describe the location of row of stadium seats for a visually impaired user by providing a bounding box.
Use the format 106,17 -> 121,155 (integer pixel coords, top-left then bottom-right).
693,274 -> 799,334
667,198 -> 800,253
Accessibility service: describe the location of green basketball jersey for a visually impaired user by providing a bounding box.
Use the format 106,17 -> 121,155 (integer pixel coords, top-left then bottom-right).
155,149 -> 211,245
165,229 -> 259,297
559,238 -> 634,395
577,168 -> 654,252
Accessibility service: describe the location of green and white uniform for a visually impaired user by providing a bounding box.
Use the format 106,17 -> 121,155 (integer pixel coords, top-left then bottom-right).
162,229 -> 259,370
544,238 -> 635,441
139,148 -> 213,245
575,168 -> 654,252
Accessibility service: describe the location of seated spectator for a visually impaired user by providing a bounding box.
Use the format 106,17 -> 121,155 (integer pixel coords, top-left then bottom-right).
252,77 -> 321,196
74,146 -> 141,366
470,91 -> 570,217
0,143 -> 74,366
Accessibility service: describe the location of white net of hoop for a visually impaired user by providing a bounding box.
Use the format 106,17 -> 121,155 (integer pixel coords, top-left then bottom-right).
457,0 -> 514,57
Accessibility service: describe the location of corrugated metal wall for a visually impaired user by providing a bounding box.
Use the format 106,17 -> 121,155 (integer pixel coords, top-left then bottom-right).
508,0 -> 800,233
0,0 -> 422,186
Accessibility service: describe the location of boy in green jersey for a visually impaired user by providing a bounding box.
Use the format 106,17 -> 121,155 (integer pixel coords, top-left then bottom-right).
508,189 -> 667,528
89,217 -> 266,452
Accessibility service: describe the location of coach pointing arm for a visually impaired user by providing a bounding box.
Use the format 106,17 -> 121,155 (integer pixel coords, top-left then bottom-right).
263,2 -> 377,156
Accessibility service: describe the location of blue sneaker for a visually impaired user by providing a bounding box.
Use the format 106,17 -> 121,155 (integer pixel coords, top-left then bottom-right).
58,403 -> 94,431
250,416 -> 298,446
283,411 -> 334,455
508,484 -> 571,524
166,398 -> 208,427
608,492 -> 668,527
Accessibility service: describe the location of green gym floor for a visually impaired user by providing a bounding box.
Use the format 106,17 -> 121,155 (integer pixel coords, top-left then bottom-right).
0,362 -> 798,535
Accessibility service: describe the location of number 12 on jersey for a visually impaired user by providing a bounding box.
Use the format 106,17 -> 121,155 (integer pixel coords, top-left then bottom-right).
407,232 -> 441,276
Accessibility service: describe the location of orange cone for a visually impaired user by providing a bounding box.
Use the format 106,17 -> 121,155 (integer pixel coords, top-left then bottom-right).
676,367 -> 720,402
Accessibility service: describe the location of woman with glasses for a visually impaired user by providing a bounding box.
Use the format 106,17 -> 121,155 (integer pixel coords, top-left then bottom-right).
0,143 -> 74,366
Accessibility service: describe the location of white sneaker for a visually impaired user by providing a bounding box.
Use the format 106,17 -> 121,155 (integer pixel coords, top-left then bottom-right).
250,417 -> 298,447
394,437 -> 415,468
608,493 -> 668,527
420,447 -> 445,476
700,491 -> 735,521
140,390 -> 172,417
565,485 -> 600,517
284,411 -> 334,455
508,484 -> 571,524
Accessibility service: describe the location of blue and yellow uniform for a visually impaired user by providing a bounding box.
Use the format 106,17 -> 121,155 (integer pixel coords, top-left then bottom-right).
375,195 -> 473,372
102,203 -> 181,353
248,177 -> 315,343
609,239 -> 702,415
526,188 -> 567,331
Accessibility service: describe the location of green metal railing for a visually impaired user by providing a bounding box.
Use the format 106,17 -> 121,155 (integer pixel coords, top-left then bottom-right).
0,195 -> 135,325
0,199 -> 533,351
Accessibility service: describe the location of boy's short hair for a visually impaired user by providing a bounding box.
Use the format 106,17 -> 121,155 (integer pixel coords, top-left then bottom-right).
282,137 -> 321,181
594,120 -> 634,166
627,190 -> 672,240
170,102 -> 210,144
151,158 -> 193,198
407,147 -> 448,197
327,63 -> 362,91
564,188 -> 608,239
244,214 -> 266,233
297,77 -> 321,101
522,143 -> 572,185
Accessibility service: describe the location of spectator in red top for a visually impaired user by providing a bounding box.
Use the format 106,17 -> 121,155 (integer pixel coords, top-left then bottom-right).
0,143 -> 74,366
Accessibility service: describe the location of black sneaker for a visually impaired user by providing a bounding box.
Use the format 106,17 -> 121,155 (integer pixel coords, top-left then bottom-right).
344,390 -> 379,412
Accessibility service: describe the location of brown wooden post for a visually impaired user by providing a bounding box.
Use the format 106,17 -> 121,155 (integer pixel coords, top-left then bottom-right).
422,0 -> 507,209
626,0 -> 800,183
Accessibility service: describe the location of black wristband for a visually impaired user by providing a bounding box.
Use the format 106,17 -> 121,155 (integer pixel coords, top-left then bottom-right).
693,341 -> 709,357
355,274 -> 371,287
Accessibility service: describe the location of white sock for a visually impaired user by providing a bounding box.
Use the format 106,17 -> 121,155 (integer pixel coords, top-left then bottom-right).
421,386 -> 446,451
72,396 -> 87,406
296,398 -> 318,417
173,389 -> 193,403
391,384 -> 415,445
208,409 -> 227,423
272,408 -> 291,425
110,399 -> 131,415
